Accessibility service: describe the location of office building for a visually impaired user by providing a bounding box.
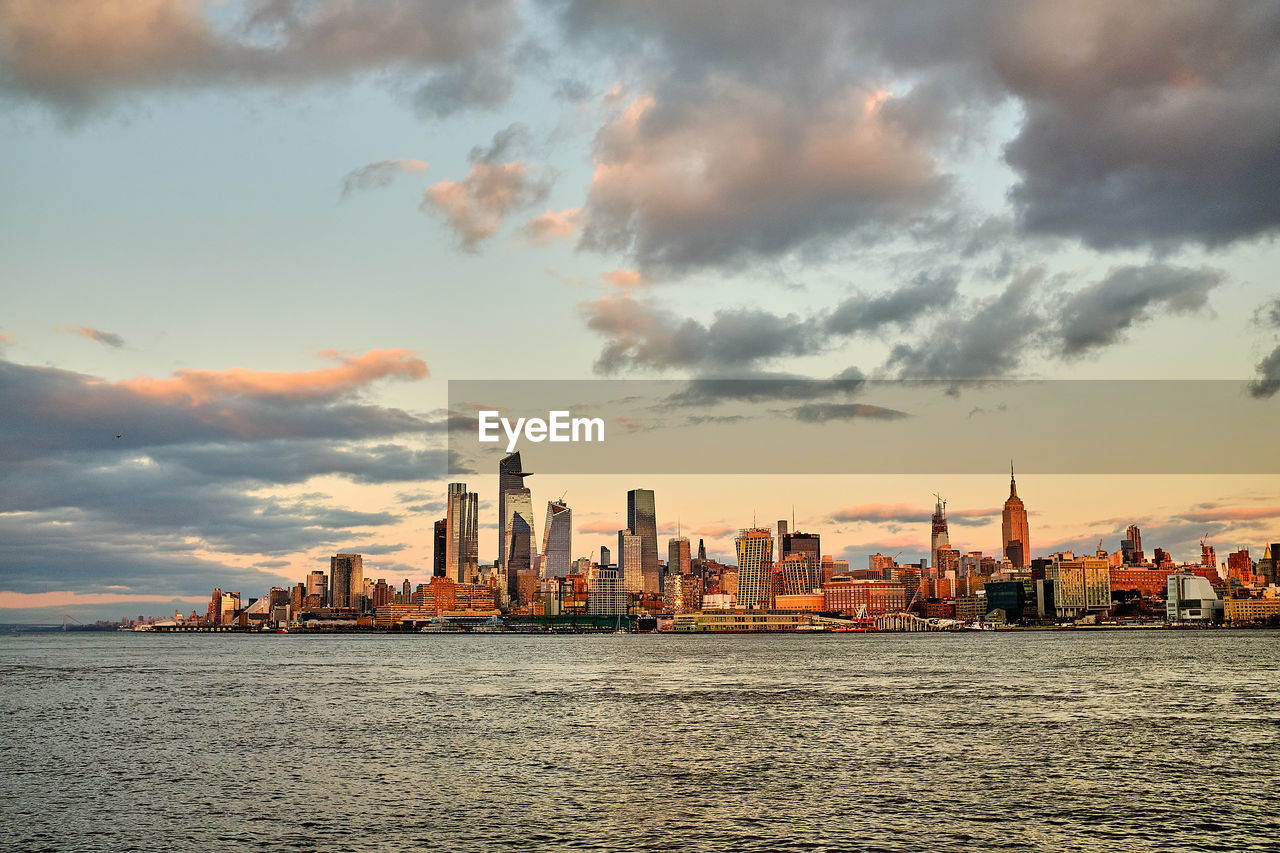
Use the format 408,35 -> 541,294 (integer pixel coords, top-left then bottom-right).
433,518 -> 447,577
618,529 -> 644,594
329,553 -> 363,611
735,527 -> 774,610
446,482 -> 479,584
498,452 -> 533,570
542,500 -> 572,579
1166,571 -> 1223,623
305,570 -> 327,605
627,488 -> 659,595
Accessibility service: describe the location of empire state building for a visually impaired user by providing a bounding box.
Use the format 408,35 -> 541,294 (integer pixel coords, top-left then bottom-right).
1002,462 -> 1030,568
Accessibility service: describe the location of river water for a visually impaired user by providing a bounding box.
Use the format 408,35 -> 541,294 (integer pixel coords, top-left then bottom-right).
1,630 -> 1276,852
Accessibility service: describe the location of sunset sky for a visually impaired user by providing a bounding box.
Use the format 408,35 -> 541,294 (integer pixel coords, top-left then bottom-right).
2,1 -> 1279,622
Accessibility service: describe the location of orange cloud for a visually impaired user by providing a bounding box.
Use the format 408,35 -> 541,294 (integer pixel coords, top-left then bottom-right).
692,525 -> 736,538
602,268 -> 644,287
522,207 -> 582,244
1178,506 -> 1280,522
114,349 -> 428,405
578,519 -> 623,534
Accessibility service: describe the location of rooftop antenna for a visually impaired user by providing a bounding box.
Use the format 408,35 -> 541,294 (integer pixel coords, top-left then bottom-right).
791,504 -> 796,532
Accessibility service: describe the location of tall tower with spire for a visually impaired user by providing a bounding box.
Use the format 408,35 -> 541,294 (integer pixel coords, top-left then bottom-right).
930,493 -> 950,571
1002,461 -> 1031,568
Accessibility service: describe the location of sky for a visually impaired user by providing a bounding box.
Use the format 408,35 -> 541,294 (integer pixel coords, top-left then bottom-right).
2,0 -> 1279,622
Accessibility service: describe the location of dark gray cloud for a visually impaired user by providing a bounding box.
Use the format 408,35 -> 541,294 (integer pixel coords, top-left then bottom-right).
1250,297 -> 1280,397
663,368 -> 867,408
785,403 -> 909,423
885,269 -> 1044,380
0,355 -> 442,598
1057,265 -> 1224,356
825,273 -> 958,336
995,3 -> 1280,249
552,1 -> 1280,268
1249,345 -> 1280,399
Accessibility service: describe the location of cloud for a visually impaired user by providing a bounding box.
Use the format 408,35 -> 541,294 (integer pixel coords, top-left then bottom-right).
422,125 -> 552,249
829,503 -> 1000,526
0,352 -> 445,600
582,294 -> 820,374
1250,346 -> 1280,399
577,519 -> 622,535
69,325 -> 125,348
1250,297 -> 1280,398
577,87 -> 949,274
1057,264 -> 1224,356
340,158 -> 429,198
885,269 -> 1044,379
995,2 -> 1280,249
1175,506 -> 1280,523
824,273 -> 959,336
0,0 -> 521,116
692,524 -> 736,538
522,207 -> 582,244
117,348 -> 428,406
785,403 -> 909,423
601,268 -> 644,287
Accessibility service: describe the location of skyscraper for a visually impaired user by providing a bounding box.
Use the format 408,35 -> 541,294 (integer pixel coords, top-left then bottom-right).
627,488 -> 659,595
306,570 -> 327,605
503,487 -> 537,600
668,537 -> 691,575
1001,463 -> 1031,568
781,531 -> 821,593
600,544 -> 611,568
698,539 -> 706,561
329,553 -> 363,610
498,452 -> 532,571
618,529 -> 644,594
446,482 -> 479,584
930,494 -> 950,571
542,499 -> 572,579
433,518 -> 447,578
735,527 -> 774,610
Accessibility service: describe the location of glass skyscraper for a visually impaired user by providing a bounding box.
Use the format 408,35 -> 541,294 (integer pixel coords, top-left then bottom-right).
446,482 -> 479,584
627,488 -> 659,594
542,499 -> 572,579
498,452 -> 532,571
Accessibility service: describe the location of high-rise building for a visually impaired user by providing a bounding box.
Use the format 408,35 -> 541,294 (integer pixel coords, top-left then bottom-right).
329,553 -> 363,610
600,544 -> 611,568
1001,463 -> 1031,568
542,500 -> 572,579
618,529 -> 644,594
446,483 -> 479,584
433,518 -> 447,577
306,570 -> 327,604
498,452 -> 532,570
627,488 -> 659,595
930,494 -> 950,571
1122,524 -> 1144,565
1200,540 -> 1216,571
698,539 -> 706,561
777,519 -> 788,539
667,537 -> 691,575
781,531 -> 821,592
735,527 -> 774,610
504,488 -> 536,601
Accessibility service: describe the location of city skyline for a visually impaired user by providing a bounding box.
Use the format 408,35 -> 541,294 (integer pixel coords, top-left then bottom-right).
3,1 -> 1280,623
